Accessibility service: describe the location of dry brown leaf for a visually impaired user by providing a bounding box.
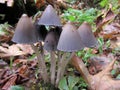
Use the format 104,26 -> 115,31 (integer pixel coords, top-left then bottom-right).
103,8 -> 115,23
13,59 -> 28,66
102,23 -> 120,39
0,44 -> 34,57
88,56 -> 110,75
110,37 -> 120,49
36,0 -> 45,9
2,74 -> 17,90
17,65 -> 28,75
95,14 -> 104,29
72,55 -> 120,90
95,8 -> 116,35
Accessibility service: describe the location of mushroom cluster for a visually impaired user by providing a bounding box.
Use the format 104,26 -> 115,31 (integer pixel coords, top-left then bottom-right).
11,4 -> 98,87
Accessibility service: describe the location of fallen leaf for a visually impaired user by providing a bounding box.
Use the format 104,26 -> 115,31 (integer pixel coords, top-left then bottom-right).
102,23 -> 120,39
17,65 -> 28,75
103,8 -> 115,23
0,44 -> 34,57
2,74 -> 17,90
72,55 -> 120,90
35,0 -> 45,9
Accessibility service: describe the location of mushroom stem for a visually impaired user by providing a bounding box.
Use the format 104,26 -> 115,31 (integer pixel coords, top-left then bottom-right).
50,51 -> 56,85
31,44 -> 49,83
55,52 -> 75,87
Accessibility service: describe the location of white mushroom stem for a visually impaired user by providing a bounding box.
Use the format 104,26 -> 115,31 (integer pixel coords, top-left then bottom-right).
50,51 -> 56,85
31,44 -> 49,83
55,52 -> 75,87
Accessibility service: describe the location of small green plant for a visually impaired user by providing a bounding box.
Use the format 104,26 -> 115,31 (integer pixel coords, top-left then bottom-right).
62,8 -> 97,24
0,22 -> 11,36
10,56 -> 14,70
97,37 -> 104,53
116,74 -> 120,79
10,85 -> 25,90
58,76 -> 87,90
58,76 -> 79,90
78,77 -> 88,90
97,37 -> 111,54
77,48 -> 96,65
100,0 -> 119,10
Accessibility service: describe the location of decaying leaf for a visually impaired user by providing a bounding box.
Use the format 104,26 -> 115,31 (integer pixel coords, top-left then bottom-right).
0,44 -> 34,57
0,61 -> 33,89
102,23 -> 120,39
35,0 -> 45,9
2,75 -> 17,90
95,8 -> 116,33
72,54 -> 120,90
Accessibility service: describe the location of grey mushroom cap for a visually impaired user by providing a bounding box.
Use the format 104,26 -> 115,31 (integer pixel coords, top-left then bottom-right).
44,27 -> 61,51
78,22 -> 98,48
57,22 -> 85,52
38,5 -> 62,26
12,14 -> 38,44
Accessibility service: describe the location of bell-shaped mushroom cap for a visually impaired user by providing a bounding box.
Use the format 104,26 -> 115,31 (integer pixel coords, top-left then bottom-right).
57,22 -> 85,52
44,28 -> 60,51
12,14 -> 38,44
38,5 -> 62,26
78,22 -> 97,47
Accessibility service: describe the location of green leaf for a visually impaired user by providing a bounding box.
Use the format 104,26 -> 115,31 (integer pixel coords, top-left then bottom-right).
100,0 -> 108,7
68,76 -> 79,90
116,74 -> 120,79
73,86 -> 79,90
58,77 -> 69,90
10,85 -> 25,90
111,69 -> 116,75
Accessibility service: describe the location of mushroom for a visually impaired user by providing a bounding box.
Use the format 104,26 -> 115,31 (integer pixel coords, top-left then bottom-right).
38,5 -> 62,26
12,14 -> 38,44
56,22 -> 85,86
44,27 -> 62,51
77,22 -> 98,47
11,14 -> 49,83
37,5 -> 63,85
57,22 -> 84,52
43,26 -> 62,85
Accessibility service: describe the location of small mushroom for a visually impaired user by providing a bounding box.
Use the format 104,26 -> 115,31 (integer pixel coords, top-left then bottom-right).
43,26 -> 62,84
44,27 -> 62,51
38,5 -> 62,26
12,14 -> 38,44
56,22 -> 85,86
57,22 -> 85,52
11,14 -> 49,83
77,22 -> 97,47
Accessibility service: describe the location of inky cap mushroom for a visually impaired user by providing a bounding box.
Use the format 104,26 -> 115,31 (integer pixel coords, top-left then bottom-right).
44,27 -> 61,51
12,14 -> 38,44
38,5 -> 62,26
57,22 -> 85,52
78,22 -> 97,47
